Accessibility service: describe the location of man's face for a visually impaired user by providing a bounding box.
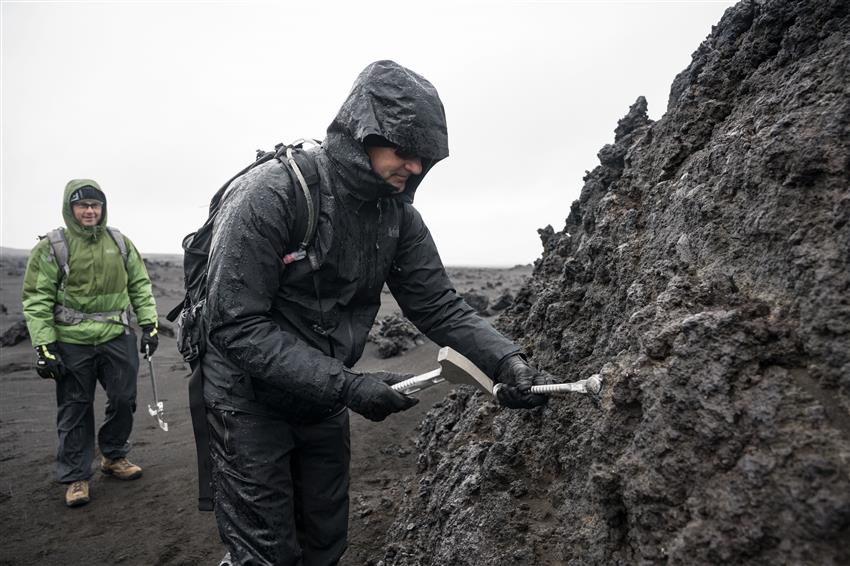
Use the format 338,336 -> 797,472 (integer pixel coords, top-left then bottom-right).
366,146 -> 423,192
72,200 -> 103,227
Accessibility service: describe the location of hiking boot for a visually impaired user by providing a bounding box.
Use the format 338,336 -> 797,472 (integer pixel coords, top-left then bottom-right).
65,480 -> 90,507
100,456 -> 143,480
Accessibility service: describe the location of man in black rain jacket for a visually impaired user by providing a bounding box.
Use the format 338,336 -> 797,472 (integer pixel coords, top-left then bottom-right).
203,60 -> 549,566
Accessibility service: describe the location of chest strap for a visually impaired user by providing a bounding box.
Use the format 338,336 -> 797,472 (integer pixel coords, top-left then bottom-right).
53,304 -> 132,332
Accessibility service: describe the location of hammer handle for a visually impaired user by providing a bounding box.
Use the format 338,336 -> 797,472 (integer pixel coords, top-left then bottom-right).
392,368 -> 443,393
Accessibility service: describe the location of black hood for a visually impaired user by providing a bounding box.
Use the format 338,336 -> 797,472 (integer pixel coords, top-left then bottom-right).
324,60 -> 449,203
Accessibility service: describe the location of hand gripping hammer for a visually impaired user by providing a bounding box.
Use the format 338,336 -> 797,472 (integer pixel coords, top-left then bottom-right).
145,344 -> 169,431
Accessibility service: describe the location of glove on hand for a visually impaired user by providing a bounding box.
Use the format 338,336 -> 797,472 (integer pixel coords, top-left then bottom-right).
35,343 -> 64,380
341,370 -> 418,422
140,325 -> 159,357
494,354 -> 550,409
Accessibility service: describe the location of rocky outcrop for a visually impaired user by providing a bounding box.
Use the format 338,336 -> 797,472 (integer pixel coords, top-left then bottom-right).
369,314 -> 425,358
491,291 -> 514,312
0,319 -> 29,347
383,1 -> 850,564
460,291 -> 491,316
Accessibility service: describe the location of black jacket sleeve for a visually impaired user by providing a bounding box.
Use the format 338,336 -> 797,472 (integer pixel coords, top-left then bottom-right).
386,205 -> 521,377
204,164 -> 347,407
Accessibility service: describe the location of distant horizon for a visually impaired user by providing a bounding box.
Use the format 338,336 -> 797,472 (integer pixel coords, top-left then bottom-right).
0,246 -> 534,270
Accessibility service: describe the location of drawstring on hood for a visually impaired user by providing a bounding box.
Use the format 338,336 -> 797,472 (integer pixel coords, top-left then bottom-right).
63,179 -> 108,240
324,60 -> 449,204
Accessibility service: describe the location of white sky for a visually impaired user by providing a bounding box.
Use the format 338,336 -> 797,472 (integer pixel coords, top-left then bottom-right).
1,0 -> 736,266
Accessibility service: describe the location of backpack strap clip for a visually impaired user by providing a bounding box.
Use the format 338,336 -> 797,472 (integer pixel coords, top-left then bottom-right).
282,250 -> 307,265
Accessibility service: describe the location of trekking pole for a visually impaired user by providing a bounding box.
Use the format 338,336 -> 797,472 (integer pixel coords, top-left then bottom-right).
145,345 -> 169,431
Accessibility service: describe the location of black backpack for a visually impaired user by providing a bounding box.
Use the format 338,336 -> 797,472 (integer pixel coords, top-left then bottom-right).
165,139 -> 322,512
166,139 -> 322,364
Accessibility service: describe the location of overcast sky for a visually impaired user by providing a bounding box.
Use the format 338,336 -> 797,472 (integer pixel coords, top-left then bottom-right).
2,0 -> 735,266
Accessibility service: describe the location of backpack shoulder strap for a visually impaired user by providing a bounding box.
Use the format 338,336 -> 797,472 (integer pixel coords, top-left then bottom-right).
280,141 -> 321,268
278,141 -> 333,355
45,228 -> 70,281
106,226 -> 129,267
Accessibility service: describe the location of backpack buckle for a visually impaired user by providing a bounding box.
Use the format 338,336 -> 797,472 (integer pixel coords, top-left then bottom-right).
283,250 -> 307,265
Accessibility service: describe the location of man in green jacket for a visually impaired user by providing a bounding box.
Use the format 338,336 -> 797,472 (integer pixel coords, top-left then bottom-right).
22,179 -> 159,507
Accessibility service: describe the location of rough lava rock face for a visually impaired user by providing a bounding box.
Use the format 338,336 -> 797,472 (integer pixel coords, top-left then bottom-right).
382,1 -> 850,564
369,314 -> 425,358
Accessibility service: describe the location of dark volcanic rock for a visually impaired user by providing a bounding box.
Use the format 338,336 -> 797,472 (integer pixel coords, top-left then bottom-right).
385,2 -> 850,565
491,291 -> 514,312
1,319 -> 29,347
460,291 -> 490,315
368,314 -> 425,359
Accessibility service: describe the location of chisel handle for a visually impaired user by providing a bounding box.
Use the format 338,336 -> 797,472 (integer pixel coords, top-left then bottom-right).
494,374 -> 602,397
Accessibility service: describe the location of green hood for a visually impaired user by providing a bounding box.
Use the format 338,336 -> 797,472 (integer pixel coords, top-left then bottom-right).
63,179 -> 107,239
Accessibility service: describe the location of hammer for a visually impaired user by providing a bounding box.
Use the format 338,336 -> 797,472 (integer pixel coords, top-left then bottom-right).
391,347 -> 602,398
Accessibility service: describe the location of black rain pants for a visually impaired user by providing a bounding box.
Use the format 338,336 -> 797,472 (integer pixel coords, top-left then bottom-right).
207,406 -> 350,566
54,333 -> 139,483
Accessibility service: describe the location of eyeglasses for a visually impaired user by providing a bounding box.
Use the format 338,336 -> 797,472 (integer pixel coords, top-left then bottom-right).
73,202 -> 103,210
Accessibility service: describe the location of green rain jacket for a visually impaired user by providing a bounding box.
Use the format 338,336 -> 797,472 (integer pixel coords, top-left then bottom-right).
21,179 -> 158,346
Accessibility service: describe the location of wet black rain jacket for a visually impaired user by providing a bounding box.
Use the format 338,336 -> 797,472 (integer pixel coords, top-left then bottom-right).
202,60 -> 520,422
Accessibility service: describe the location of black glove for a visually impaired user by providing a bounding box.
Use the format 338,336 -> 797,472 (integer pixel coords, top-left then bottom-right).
367,371 -> 415,388
35,343 -> 65,380
341,370 -> 419,422
140,325 -> 159,357
494,354 -> 550,409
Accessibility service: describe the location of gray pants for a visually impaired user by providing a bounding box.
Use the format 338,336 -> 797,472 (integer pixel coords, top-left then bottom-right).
54,333 -> 139,483
207,407 -> 351,566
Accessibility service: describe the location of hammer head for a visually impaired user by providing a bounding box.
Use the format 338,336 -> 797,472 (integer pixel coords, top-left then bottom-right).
436,347 -> 495,395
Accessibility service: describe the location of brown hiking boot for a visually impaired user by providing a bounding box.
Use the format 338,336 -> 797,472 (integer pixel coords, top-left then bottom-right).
65,480 -> 90,507
100,456 -> 143,480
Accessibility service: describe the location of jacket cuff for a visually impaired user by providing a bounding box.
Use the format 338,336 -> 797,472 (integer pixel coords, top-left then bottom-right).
494,351 -> 525,382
